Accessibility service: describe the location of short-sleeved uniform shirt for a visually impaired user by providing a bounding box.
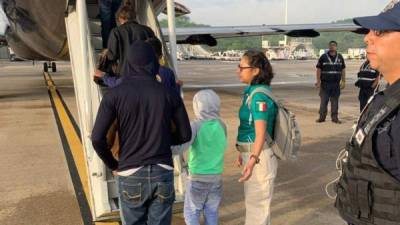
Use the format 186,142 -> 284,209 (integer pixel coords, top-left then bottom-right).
237,85 -> 278,143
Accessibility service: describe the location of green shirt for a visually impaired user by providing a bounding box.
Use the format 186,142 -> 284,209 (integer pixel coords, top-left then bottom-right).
189,120 -> 227,175
237,85 -> 277,143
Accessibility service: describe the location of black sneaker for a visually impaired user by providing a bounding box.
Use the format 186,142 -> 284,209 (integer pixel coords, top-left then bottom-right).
332,118 -> 342,124
316,118 -> 326,123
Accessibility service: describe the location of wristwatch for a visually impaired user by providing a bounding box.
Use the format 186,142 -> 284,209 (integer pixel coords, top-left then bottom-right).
250,154 -> 260,164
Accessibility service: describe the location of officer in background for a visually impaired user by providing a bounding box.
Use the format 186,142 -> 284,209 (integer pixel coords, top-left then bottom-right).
335,1 -> 400,225
355,60 -> 380,112
315,41 -> 346,124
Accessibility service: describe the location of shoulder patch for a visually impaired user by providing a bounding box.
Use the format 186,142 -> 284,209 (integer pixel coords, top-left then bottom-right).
256,101 -> 268,112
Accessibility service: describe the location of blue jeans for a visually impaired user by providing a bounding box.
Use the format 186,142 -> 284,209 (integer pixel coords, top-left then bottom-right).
99,0 -> 122,48
184,180 -> 223,225
118,165 -> 175,225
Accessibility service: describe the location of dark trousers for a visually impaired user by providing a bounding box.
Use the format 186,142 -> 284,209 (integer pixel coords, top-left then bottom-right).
319,82 -> 340,119
99,0 -> 123,48
359,87 -> 374,112
118,165 -> 175,225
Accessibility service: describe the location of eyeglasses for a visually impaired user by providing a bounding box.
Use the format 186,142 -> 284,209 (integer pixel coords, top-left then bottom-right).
237,65 -> 254,72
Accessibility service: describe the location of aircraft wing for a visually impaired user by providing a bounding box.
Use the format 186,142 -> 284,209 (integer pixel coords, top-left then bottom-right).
162,23 -> 364,46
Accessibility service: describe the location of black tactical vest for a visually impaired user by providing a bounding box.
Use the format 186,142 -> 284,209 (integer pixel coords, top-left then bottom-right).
321,53 -> 343,83
356,62 -> 379,89
335,86 -> 400,225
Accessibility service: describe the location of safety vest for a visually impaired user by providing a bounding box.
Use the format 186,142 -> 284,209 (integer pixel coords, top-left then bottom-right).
335,87 -> 400,225
356,62 -> 379,89
321,53 -> 343,83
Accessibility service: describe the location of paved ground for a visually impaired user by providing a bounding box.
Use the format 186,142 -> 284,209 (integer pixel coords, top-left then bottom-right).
0,60 -> 83,225
0,59 -> 365,225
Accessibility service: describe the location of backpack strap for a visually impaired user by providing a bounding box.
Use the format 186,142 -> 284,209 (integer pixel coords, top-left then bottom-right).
246,87 -> 277,145
246,87 -> 277,108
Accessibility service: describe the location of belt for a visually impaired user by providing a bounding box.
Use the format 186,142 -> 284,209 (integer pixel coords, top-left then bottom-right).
236,142 -> 252,153
236,142 -> 272,154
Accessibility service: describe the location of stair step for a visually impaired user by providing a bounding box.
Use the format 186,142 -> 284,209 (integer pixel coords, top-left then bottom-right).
87,3 -> 99,19
86,0 -> 97,4
89,20 -> 101,36
91,36 -> 103,51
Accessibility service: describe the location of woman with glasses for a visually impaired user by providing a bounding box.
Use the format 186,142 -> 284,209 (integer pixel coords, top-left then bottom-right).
235,50 -> 278,225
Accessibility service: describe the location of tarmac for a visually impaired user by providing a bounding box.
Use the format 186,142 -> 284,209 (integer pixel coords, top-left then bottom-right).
0,59 -> 364,225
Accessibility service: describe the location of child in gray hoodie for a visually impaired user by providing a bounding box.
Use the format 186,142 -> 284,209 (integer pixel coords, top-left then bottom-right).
175,89 -> 227,225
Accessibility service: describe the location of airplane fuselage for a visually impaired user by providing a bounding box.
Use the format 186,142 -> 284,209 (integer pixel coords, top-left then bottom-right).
3,0 -> 68,60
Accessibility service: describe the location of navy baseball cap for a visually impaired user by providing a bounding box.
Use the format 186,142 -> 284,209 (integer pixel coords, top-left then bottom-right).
354,0 -> 400,31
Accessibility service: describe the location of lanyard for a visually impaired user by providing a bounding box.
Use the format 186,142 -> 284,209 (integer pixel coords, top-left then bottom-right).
326,53 -> 338,65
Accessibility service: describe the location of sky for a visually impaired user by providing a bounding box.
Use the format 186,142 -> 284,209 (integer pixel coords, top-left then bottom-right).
178,0 -> 392,26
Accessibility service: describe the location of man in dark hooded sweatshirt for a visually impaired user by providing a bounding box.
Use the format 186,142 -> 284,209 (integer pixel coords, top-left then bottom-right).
91,41 -> 191,225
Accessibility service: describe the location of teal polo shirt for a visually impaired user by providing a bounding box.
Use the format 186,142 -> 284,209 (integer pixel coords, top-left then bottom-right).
237,85 -> 278,143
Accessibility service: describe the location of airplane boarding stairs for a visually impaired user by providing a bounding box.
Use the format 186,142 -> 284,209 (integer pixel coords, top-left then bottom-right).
65,0 -> 186,221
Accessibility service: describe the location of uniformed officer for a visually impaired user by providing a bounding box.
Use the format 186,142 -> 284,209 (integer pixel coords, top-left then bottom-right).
236,50 -> 278,225
315,41 -> 346,124
355,60 -> 380,112
335,1 -> 400,225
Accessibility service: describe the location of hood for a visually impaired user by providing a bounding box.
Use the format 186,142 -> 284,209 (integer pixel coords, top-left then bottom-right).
193,89 -> 221,121
121,40 -> 159,78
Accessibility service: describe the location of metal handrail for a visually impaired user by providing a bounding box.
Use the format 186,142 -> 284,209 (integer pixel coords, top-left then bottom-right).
65,0 -> 77,15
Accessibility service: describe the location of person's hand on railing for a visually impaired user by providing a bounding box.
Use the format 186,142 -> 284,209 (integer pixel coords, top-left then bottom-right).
176,79 -> 183,87
94,69 -> 105,78
93,69 -> 107,87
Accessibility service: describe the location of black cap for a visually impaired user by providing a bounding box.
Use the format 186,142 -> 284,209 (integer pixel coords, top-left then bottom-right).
353,0 -> 400,31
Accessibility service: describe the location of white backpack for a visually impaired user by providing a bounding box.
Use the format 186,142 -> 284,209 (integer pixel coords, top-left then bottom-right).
247,87 -> 301,160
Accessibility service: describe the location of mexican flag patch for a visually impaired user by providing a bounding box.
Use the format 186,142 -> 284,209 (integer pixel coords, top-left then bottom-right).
256,101 -> 267,112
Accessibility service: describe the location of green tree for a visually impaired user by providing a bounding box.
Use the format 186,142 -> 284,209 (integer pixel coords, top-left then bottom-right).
159,16 -> 209,28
